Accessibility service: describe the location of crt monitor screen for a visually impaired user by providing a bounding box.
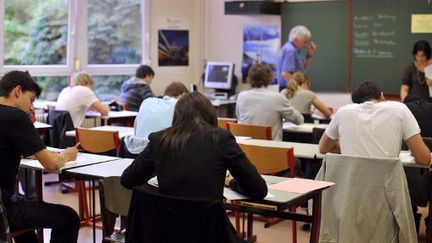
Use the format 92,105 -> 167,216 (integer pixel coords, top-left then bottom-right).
203,61 -> 234,90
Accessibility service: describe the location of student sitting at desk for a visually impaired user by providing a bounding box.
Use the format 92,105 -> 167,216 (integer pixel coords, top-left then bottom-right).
119,65 -> 155,111
123,82 -> 189,155
319,80 -> 431,233
283,72 -> 332,122
121,92 -> 267,241
236,64 -> 304,141
0,70 -> 80,243
56,71 -> 109,128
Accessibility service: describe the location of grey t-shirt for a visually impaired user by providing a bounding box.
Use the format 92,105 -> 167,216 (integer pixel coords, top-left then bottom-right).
289,89 -> 316,114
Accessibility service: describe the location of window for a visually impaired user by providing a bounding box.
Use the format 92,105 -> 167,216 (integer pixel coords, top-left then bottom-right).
87,0 -> 141,65
0,0 -> 148,101
4,0 -> 68,65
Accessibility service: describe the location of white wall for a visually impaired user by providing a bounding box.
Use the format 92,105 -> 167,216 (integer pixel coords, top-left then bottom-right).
148,0 -> 202,95
149,0 -> 281,95
202,0 -> 280,91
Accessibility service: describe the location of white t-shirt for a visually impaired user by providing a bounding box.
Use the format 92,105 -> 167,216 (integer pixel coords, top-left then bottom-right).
55,86 -> 99,128
325,101 -> 420,158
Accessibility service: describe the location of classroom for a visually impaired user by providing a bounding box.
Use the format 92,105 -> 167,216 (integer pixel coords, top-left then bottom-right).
0,0 -> 432,242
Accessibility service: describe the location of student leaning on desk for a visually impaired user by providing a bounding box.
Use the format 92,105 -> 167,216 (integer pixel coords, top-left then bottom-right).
121,92 -> 267,242
0,70 -> 80,243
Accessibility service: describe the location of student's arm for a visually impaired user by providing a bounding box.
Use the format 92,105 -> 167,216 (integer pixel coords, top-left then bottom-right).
406,134 -> 431,166
312,97 -> 332,118
34,147 -> 78,171
400,85 -> 410,102
91,100 -> 109,116
319,133 -> 340,154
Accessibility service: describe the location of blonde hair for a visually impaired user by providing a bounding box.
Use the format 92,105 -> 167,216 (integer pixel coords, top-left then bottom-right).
72,71 -> 94,87
286,72 -> 308,99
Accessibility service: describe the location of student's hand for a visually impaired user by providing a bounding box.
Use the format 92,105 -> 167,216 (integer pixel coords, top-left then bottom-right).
62,144 -> 79,161
225,173 -> 234,187
307,41 -> 317,57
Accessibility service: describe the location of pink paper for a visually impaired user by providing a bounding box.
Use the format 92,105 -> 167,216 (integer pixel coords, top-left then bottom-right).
268,178 -> 335,194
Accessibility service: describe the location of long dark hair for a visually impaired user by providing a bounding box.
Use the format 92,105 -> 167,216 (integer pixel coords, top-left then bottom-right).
157,92 -> 218,163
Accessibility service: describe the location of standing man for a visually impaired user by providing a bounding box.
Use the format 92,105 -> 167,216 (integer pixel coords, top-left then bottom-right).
119,65 -> 155,111
0,70 -> 80,243
276,25 -> 317,89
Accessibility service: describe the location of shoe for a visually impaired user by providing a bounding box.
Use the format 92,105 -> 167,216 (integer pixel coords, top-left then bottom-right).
302,223 -> 311,231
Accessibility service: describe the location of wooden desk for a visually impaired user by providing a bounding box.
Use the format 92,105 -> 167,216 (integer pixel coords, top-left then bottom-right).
65,126 -> 134,138
225,175 -> 332,243
19,152 -> 118,243
34,121 -> 52,136
85,111 -> 138,126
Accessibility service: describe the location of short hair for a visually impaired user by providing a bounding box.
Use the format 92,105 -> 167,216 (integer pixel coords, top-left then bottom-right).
164,82 -> 189,97
351,80 -> 382,104
0,70 -> 41,97
288,25 -> 312,42
412,40 -> 431,60
135,65 -> 155,79
72,71 -> 93,87
247,64 -> 273,88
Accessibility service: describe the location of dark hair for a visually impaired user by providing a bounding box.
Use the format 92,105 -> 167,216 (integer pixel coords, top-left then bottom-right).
247,64 -> 273,88
164,82 -> 189,97
412,40 -> 431,60
0,70 -> 41,97
157,92 -> 218,163
351,80 -> 382,104
135,65 -> 155,79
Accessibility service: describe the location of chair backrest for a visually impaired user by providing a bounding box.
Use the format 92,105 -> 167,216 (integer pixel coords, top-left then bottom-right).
316,153 -> 417,243
239,143 -> 295,177
227,122 -> 272,140
45,110 -> 76,148
76,128 -> 120,155
126,185 -> 239,243
217,117 -> 237,130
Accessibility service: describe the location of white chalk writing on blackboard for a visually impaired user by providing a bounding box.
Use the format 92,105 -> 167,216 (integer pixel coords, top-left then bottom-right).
353,13 -> 397,59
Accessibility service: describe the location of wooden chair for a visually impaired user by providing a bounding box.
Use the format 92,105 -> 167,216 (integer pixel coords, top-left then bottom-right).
227,122 -> 272,140
238,143 -> 298,242
75,128 -> 121,224
217,117 -> 237,130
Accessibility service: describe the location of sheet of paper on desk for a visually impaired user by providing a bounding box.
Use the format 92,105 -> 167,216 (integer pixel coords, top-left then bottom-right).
235,136 -> 251,141
268,178 -> 335,194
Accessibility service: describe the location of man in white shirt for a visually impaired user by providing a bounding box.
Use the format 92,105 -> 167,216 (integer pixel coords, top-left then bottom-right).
319,80 -> 431,232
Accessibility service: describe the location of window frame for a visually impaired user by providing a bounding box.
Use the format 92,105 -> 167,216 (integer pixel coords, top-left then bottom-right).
0,0 -> 149,78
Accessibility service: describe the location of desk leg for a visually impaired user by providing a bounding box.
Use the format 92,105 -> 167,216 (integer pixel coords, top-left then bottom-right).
92,179 -> 96,243
310,192 -> 322,243
427,173 -> 432,243
35,170 -> 44,243
246,213 -> 254,243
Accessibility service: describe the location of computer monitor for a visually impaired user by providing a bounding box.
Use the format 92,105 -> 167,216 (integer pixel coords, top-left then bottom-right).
203,61 -> 235,91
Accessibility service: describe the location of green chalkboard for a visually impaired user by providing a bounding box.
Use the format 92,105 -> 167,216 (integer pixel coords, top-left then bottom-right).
281,0 -> 432,94
282,1 -> 349,91
352,0 -> 432,94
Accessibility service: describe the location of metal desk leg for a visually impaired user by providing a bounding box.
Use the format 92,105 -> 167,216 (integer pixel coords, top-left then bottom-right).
310,192 -> 322,243
427,173 -> 432,243
35,170 -> 44,243
247,213 -> 254,243
92,179 -> 96,243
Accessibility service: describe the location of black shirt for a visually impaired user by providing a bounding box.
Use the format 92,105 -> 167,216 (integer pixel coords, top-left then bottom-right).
405,101 -> 432,138
0,105 -> 45,201
121,126 -> 267,200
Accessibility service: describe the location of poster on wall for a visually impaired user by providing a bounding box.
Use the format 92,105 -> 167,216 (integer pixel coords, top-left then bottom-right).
242,25 -> 280,84
158,29 -> 189,66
